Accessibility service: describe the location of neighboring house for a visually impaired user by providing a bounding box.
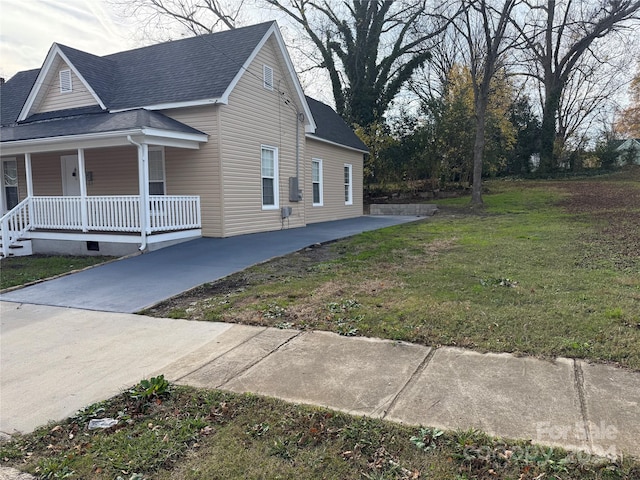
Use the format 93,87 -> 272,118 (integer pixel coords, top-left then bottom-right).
0,22 -> 367,257
614,138 -> 640,166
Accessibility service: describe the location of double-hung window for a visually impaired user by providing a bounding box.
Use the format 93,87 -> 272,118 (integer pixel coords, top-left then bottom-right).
344,163 -> 353,205
261,146 -> 278,208
312,159 -> 323,206
2,159 -> 18,211
148,147 -> 166,195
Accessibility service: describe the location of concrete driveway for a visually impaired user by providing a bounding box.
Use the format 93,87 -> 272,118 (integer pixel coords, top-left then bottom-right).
0,216 -> 420,313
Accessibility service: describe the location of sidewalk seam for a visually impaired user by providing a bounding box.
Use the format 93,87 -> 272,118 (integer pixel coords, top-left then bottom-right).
382,346 -> 437,420
216,329 -> 304,389
172,327 -> 268,383
573,359 -> 593,454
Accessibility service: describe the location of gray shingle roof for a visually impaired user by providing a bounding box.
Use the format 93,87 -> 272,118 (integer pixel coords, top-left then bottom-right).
0,69 -> 39,126
102,22 -> 273,110
1,109 -> 205,143
2,22 -> 364,152
305,96 -> 368,152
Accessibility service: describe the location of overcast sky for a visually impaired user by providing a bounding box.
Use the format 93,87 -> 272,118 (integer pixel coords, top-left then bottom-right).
0,0 -> 135,80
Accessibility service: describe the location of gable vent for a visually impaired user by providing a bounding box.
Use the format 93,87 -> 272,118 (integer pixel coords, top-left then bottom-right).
60,69 -> 72,93
263,65 -> 274,91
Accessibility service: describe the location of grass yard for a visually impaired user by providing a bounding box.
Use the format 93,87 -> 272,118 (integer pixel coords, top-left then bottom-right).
145,168 -> 640,370
2,382 -> 637,479
2,170 -> 639,479
0,255 -> 115,290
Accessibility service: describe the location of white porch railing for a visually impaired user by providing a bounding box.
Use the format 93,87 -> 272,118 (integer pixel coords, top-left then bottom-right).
29,195 -> 201,232
0,198 -> 32,257
1,196 -> 200,255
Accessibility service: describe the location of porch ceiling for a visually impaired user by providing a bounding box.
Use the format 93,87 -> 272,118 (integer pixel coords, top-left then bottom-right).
0,109 -> 208,155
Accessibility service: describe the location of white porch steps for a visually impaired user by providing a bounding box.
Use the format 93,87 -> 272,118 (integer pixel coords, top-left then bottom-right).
0,237 -> 33,258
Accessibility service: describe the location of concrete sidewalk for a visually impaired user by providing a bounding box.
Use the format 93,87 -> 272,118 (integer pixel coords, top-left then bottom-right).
1,302 -> 638,459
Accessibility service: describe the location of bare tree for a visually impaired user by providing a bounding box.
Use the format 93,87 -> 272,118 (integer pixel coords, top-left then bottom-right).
110,0 -> 246,41
112,0 -> 455,130
513,0 -> 640,172
455,0 -> 520,205
263,1 -> 458,128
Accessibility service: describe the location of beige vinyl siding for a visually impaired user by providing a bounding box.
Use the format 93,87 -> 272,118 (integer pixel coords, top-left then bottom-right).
162,105 -> 221,237
220,36 -> 306,237
37,62 -> 98,113
304,138 -> 364,224
84,147 -> 139,195
30,152 -> 65,195
27,149 -> 139,196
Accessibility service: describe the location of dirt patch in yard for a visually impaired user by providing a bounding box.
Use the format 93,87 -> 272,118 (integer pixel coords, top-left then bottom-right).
556,167 -> 640,267
142,241 -> 346,318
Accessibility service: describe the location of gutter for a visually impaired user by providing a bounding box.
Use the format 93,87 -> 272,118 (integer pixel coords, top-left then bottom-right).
127,135 -> 148,252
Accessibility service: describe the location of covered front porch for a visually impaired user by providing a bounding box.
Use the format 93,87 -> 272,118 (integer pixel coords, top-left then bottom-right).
1,109 -> 208,256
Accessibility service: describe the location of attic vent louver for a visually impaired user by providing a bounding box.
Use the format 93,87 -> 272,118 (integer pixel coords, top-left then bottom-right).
263,65 -> 274,91
60,69 -> 72,93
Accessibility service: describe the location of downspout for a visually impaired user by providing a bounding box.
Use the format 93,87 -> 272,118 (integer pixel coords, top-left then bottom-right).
127,135 -> 148,252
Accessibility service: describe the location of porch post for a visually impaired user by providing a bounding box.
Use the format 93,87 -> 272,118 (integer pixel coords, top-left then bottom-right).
24,153 -> 34,197
77,148 -> 88,232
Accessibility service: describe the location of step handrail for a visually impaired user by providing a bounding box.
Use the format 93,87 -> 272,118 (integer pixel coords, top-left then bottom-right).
1,197 -> 32,257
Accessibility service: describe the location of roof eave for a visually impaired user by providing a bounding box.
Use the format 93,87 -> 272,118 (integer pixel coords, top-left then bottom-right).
1,128 -> 208,155
111,98 -> 225,113
306,133 -> 368,154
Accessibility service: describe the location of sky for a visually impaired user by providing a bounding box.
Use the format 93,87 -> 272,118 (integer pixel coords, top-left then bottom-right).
0,0 -> 333,104
0,0 -> 137,80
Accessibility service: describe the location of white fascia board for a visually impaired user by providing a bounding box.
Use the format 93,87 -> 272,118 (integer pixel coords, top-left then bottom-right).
1,129 -> 143,155
18,44 -> 60,122
305,134 -> 368,154
269,25 -> 316,133
18,44 -> 106,122
111,98 -> 224,113
219,23 -> 317,134
1,128 -> 207,155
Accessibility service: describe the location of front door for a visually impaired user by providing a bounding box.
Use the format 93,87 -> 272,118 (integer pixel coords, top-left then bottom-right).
61,155 -> 80,196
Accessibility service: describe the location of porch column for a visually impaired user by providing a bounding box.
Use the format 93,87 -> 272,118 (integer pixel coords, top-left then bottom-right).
137,143 -> 151,235
77,148 -> 88,232
24,153 -> 34,197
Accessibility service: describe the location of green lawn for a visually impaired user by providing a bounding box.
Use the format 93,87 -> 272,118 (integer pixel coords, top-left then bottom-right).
2,172 -> 639,479
0,255 -> 115,290
147,173 -> 640,370
2,384 -> 637,479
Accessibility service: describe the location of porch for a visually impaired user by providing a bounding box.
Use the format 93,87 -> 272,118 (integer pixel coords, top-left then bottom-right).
1,194 -> 201,257
1,108 -> 209,256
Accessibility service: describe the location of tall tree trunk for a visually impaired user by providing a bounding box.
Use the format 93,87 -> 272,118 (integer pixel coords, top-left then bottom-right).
471,95 -> 488,206
539,84 -> 562,173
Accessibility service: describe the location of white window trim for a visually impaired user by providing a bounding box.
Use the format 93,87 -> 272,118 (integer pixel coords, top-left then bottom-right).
59,69 -> 72,93
312,158 -> 323,206
148,146 -> 166,195
344,163 -> 353,205
261,145 -> 279,210
263,64 -> 274,91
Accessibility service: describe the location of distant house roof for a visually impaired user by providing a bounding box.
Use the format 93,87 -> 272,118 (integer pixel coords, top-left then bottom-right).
305,96 -> 368,153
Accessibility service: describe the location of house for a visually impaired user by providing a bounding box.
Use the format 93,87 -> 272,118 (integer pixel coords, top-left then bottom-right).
0,22 -> 367,257
614,138 -> 640,166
